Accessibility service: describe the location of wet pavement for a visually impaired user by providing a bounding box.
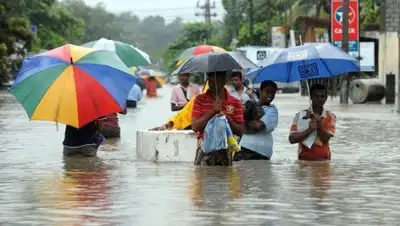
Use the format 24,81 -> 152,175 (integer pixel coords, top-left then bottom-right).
1,85 -> 400,225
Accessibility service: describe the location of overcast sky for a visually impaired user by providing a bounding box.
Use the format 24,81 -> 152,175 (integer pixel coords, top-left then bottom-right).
82,0 -> 225,23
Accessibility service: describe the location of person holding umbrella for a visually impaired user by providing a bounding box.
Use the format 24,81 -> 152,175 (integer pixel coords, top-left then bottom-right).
172,52 -> 245,166
9,44 -> 137,157
192,71 -> 245,166
248,43 -> 359,161
63,118 -> 106,157
288,84 -> 336,161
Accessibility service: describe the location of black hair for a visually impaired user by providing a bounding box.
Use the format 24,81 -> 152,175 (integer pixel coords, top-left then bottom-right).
310,83 -> 327,96
231,71 -> 242,79
260,80 -> 278,91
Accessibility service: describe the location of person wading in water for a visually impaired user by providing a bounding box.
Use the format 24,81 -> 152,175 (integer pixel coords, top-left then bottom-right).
191,71 -> 244,166
170,73 -> 201,112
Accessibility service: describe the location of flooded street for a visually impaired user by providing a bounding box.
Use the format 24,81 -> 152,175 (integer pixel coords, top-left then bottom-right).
1,85 -> 400,225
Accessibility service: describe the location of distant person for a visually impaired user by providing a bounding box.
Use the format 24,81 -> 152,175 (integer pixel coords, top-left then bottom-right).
229,71 -> 258,104
63,119 -> 105,157
127,83 -> 142,108
192,71 -> 244,166
288,84 -> 336,161
170,73 -> 201,111
234,80 -> 279,161
100,108 -> 127,139
146,76 -> 158,97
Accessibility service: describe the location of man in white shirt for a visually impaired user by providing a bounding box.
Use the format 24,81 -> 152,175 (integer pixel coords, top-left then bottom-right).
229,71 -> 258,104
170,73 -> 201,111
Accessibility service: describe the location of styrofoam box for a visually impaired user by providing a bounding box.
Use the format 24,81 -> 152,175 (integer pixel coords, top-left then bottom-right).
136,130 -> 197,162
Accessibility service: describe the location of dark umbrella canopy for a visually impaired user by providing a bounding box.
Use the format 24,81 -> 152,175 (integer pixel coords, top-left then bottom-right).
172,52 -> 243,74
227,51 -> 258,70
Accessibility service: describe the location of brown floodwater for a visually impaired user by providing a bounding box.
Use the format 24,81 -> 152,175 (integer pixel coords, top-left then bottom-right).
1,86 -> 400,225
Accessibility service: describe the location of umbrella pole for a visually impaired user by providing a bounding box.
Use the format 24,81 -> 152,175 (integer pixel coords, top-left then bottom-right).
214,72 -> 218,102
306,81 -> 313,114
299,34 -> 313,114
202,78 -> 208,93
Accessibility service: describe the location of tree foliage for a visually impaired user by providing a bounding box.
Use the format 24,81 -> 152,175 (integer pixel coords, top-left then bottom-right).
360,0 -> 380,30
0,0 -> 34,84
25,0 -> 85,50
162,22 -> 223,71
0,0 -> 382,84
0,0 -> 183,84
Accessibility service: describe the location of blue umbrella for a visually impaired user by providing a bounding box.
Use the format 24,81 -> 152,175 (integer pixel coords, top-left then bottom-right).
250,43 -> 360,83
245,67 -> 260,82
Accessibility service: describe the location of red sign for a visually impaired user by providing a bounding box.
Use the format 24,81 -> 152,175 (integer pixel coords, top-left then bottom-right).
331,0 -> 359,41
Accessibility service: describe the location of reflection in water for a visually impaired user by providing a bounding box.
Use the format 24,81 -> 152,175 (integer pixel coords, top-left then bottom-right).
34,157 -> 111,225
296,161 -> 332,199
188,167 -> 242,208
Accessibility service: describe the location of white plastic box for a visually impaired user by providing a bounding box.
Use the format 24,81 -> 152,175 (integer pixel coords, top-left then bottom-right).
136,130 -> 197,162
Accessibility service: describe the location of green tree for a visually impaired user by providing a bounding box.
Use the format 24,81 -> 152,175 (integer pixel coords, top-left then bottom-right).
115,13 -> 182,59
62,0 -> 121,42
24,0 -> 85,50
222,0 -> 286,46
62,0 -> 183,65
360,0 -> 380,30
162,22 -> 221,71
0,1 -> 33,84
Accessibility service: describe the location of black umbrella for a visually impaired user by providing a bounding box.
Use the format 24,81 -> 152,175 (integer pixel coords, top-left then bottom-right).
172,52 -> 243,74
227,51 -> 258,70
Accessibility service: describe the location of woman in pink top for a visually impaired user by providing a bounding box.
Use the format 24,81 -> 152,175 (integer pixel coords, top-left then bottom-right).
170,73 -> 201,111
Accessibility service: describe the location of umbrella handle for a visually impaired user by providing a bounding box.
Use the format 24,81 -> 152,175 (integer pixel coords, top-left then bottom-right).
306,80 -> 313,114
202,78 -> 208,93
243,82 -> 260,99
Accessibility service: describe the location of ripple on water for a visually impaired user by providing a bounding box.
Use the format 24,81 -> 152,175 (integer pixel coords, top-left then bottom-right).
1,89 -> 400,225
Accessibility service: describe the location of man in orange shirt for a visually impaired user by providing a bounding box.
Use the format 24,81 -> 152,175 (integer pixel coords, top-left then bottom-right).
288,84 -> 336,161
145,76 -> 158,97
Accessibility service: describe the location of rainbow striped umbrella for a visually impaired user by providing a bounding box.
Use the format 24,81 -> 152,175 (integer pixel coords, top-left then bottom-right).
83,38 -> 151,67
175,45 -> 226,65
9,44 -> 136,128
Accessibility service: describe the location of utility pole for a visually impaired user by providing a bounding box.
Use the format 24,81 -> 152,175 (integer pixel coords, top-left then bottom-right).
340,0 -> 350,104
195,0 -> 217,43
231,0 -> 238,39
248,0 -> 254,44
195,0 -> 217,24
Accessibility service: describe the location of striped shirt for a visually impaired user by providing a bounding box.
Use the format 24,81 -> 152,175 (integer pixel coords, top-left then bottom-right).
192,88 -> 244,138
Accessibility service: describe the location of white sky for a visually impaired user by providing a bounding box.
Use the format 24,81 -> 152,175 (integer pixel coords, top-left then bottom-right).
82,0 -> 225,23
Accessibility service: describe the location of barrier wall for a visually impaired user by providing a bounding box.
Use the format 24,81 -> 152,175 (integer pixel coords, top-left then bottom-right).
136,130 -> 197,162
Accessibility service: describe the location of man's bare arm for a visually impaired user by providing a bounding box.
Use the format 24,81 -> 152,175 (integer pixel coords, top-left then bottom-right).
288,128 -> 315,144
227,118 -> 245,136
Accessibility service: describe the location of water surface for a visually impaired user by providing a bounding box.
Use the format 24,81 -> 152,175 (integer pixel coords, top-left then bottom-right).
1,86 -> 400,225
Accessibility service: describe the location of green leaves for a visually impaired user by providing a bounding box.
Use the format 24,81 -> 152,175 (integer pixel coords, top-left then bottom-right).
161,22 -> 224,71
0,0 -> 35,84
360,0 -> 380,30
